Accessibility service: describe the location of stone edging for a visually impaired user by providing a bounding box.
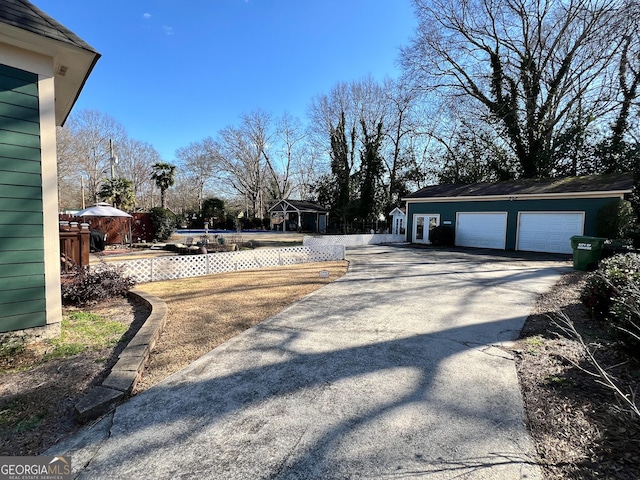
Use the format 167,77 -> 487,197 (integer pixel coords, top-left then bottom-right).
74,288 -> 168,422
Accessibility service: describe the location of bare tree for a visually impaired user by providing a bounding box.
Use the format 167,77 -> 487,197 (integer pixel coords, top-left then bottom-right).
175,138 -> 219,212
117,138 -> 161,210
402,0 -> 625,178
382,78 -> 426,208
170,170 -> 201,217
269,112 -> 308,200
308,81 -> 358,176
64,110 -> 128,203
214,111 -> 273,218
56,125 -> 80,210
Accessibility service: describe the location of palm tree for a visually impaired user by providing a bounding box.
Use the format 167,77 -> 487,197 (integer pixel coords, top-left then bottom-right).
99,177 -> 135,210
151,162 -> 176,209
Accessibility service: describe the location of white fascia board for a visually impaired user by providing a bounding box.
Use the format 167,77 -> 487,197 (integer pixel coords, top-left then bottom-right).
402,190 -> 630,203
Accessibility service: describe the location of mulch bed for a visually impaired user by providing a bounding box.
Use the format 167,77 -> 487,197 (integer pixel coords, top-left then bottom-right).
0,297 -> 149,456
511,271 -> 640,479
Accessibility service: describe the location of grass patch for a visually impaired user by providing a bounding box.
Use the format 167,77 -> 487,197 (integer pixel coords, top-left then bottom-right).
0,402 -> 47,433
13,412 -> 47,433
546,375 -> 572,387
0,341 -> 25,361
524,335 -> 545,354
45,311 -> 129,360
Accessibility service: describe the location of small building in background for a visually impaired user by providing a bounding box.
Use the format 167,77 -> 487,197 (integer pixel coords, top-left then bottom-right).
269,200 -> 328,233
389,207 -> 406,237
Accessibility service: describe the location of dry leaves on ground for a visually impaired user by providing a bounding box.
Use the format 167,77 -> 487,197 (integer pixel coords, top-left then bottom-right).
512,271 -> 640,479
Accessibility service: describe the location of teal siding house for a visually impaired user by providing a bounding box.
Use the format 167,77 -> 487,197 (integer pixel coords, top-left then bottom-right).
403,173 -> 634,254
0,0 -> 99,337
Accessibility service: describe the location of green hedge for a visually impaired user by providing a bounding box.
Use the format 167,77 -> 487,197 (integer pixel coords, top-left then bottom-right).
150,207 -> 177,241
581,253 -> 640,355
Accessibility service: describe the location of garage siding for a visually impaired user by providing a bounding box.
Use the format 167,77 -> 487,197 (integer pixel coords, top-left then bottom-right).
407,197 -> 619,252
0,63 -> 46,333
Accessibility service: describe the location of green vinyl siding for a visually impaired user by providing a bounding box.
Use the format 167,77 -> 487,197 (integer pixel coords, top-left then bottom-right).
0,262 -> 44,278
0,143 -> 42,162
0,184 -> 42,200
0,114 -> 40,135
0,274 -> 45,290
0,197 -> 43,212
407,197 -> 620,251
0,102 -> 39,124
0,63 -> 45,334
1,311 -> 48,332
0,170 -> 42,187
0,211 -> 43,225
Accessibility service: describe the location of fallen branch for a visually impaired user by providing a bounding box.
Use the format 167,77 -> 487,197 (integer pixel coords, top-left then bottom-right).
552,310 -> 640,420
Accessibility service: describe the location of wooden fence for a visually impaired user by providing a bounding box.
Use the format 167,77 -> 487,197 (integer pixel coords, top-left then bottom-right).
59,214 -> 131,245
59,221 -> 90,273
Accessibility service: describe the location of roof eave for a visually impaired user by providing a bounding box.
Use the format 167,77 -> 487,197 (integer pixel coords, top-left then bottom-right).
402,189 -> 632,203
0,23 -> 100,125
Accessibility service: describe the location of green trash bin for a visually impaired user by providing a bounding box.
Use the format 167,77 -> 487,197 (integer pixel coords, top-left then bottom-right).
570,236 -> 607,271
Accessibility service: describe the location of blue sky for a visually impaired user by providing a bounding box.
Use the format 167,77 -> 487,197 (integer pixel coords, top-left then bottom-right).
35,0 -> 417,161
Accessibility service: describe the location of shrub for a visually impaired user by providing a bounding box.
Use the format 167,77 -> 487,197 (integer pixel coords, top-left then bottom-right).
582,253 -> 640,320
150,207 -> 177,241
61,263 -> 136,306
595,199 -> 637,240
582,253 -> 640,355
429,225 -> 455,246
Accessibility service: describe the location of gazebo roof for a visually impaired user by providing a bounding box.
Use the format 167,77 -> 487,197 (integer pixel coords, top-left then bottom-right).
269,199 -> 328,214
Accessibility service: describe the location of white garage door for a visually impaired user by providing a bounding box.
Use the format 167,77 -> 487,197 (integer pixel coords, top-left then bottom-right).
517,212 -> 584,254
455,212 -> 507,250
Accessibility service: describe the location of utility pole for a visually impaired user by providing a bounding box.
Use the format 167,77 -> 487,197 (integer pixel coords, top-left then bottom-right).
109,139 -> 119,180
81,176 -> 86,209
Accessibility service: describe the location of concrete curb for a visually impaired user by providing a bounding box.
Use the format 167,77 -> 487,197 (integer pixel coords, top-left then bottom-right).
74,288 -> 168,422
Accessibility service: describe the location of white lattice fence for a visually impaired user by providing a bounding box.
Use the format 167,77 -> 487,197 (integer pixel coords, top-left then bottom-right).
109,245 -> 345,283
303,234 -> 405,247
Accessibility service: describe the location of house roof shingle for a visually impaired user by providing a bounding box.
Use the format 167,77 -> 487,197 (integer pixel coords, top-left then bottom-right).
404,173 -> 634,200
0,0 -> 101,125
0,0 -> 98,54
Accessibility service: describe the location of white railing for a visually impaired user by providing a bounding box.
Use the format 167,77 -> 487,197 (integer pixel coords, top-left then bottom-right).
108,245 -> 346,283
303,233 -> 405,247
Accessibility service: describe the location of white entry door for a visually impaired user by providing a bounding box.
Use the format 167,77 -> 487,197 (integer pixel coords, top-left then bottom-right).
413,214 -> 440,244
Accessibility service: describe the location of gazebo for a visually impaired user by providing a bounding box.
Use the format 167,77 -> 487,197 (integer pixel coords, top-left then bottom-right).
269,200 -> 328,233
75,202 -> 132,245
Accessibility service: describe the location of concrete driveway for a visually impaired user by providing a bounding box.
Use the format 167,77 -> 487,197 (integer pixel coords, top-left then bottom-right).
49,245 -> 569,479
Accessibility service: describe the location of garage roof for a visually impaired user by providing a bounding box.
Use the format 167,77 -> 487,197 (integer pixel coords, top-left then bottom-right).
404,172 -> 634,201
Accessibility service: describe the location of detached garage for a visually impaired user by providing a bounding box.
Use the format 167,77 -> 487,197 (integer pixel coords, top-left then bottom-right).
403,173 -> 633,254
